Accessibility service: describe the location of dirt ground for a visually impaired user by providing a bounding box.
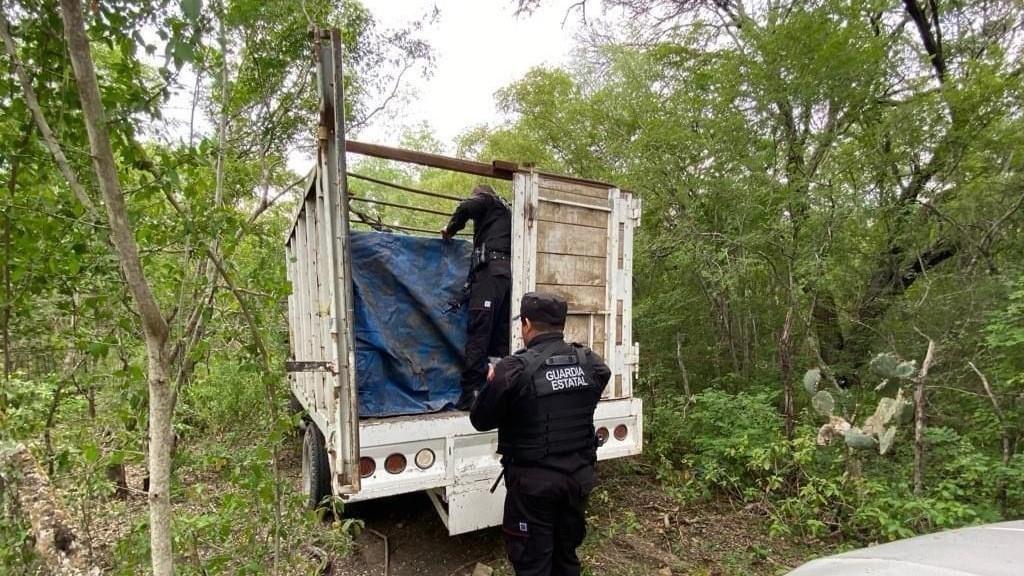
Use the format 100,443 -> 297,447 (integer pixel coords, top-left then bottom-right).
327,461 -> 824,576
67,438 -> 825,575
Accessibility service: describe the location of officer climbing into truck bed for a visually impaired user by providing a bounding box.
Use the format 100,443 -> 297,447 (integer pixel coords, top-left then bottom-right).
441,183 -> 513,410
470,292 -> 611,576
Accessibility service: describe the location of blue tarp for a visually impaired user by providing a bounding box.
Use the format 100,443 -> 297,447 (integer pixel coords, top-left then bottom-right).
350,231 -> 470,417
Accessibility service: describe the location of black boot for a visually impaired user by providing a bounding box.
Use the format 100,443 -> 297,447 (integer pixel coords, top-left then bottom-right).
455,387 -> 478,411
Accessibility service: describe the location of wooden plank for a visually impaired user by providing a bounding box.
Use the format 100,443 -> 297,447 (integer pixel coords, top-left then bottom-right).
301,202 -> 321,412
538,187 -> 611,210
285,242 -> 304,405
537,222 -> 607,258
537,253 -> 606,287
511,172 -> 535,351
536,283 -> 605,310
538,177 -> 609,199
293,214 -> 314,406
537,200 -> 608,229
537,170 -> 617,191
564,314 -> 605,347
346,139 -> 515,180
313,193 -> 333,415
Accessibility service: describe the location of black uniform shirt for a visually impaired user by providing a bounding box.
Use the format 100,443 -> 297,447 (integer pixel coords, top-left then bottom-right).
470,331 -> 612,474
445,191 -> 512,254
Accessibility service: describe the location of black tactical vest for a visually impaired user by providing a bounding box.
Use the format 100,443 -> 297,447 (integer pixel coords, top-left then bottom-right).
497,339 -> 602,464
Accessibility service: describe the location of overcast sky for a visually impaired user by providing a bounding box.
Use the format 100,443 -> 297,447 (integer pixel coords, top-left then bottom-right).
153,1 -> 593,171
357,0 -> 588,149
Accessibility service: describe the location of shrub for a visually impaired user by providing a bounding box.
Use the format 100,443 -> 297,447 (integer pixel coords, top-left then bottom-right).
647,387 -> 1013,543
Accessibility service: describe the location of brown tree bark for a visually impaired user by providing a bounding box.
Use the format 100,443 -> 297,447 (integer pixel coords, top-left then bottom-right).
779,305 -> 795,440
57,2 -> 174,574
912,334 -> 936,495
0,444 -> 99,575
674,332 -> 692,398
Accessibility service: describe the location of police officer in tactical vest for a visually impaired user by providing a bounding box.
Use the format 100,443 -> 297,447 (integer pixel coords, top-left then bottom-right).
471,292 -> 611,576
441,183 -> 513,410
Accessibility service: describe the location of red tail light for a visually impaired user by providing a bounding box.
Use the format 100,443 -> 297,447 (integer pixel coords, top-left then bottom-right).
614,424 -> 628,441
384,453 -> 407,474
596,427 -> 609,446
359,457 -> 376,478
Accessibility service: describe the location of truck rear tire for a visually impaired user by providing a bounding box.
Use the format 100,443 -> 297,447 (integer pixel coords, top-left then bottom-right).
302,423 -> 332,509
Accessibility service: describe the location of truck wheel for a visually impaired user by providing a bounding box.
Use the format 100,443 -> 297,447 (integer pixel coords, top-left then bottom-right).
302,423 -> 332,509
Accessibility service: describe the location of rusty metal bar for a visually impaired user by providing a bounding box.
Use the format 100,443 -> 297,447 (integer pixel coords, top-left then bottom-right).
346,139 -> 516,180
350,195 -> 452,217
347,171 -> 464,203
350,218 -> 467,236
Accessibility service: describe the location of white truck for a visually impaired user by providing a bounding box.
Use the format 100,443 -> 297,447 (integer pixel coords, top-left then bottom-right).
283,29 -> 642,535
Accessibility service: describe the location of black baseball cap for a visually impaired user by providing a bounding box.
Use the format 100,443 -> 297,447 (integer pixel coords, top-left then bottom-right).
512,292 -> 568,325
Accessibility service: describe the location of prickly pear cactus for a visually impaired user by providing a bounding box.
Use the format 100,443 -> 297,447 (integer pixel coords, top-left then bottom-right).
803,368 -> 821,395
811,390 -> 835,417
879,426 -> 898,455
844,429 -> 877,450
805,352 -> 920,458
870,353 -> 917,380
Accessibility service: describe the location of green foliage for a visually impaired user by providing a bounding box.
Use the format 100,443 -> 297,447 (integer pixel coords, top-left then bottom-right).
0,376 -> 55,441
647,385 -> 1014,543
649,388 -> 790,500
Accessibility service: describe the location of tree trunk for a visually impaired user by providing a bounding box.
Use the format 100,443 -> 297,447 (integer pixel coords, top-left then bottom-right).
58,2 -> 173,574
675,332 -> 692,398
912,374 -> 926,495
779,305 -> 795,440
0,444 -> 99,575
912,335 -> 936,496
969,361 -> 1013,509
146,360 -> 174,576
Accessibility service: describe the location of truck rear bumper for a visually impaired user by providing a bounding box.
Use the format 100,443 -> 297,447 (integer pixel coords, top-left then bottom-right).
342,397 -> 643,534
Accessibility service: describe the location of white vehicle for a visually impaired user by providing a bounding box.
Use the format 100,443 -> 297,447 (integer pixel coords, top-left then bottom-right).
283,29 -> 642,535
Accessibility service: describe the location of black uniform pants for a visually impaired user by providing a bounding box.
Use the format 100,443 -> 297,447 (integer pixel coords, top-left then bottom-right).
461,263 -> 510,391
502,465 -> 593,576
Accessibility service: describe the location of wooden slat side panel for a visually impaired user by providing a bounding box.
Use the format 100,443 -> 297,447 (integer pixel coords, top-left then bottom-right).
536,283 -> 605,310
315,192 -> 337,425
538,187 -> 611,210
538,177 -> 610,199
537,200 -> 608,228
537,253 -> 607,287
537,222 -> 608,258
